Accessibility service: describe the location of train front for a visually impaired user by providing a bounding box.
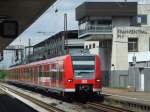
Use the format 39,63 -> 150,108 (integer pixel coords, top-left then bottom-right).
64,55 -> 102,95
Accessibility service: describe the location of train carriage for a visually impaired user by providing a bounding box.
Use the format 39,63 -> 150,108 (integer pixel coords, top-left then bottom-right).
7,54 -> 102,96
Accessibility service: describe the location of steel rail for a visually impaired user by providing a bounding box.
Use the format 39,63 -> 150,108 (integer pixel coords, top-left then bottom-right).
86,102 -> 134,112
0,84 -> 65,112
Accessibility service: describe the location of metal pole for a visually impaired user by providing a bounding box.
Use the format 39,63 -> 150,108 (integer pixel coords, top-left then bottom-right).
133,42 -> 136,92
28,38 -> 31,63
64,13 -> 68,54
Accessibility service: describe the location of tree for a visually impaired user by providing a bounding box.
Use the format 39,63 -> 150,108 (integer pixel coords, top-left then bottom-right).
0,70 -> 7,79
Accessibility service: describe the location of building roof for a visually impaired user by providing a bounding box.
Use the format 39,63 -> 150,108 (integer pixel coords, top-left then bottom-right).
76,2 -> 137,21
34,30 -> 78,48
128,51 -> 150,62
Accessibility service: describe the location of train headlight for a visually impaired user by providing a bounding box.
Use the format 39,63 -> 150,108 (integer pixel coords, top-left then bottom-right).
68,79 -> 73,83
96,79 -> 100,82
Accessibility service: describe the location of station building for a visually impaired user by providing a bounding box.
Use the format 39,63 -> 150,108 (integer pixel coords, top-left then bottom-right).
76,2 -> 150,91
31,30 -> 84,62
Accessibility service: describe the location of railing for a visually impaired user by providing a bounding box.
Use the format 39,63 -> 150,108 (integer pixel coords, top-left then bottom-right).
79,25 -> 113,37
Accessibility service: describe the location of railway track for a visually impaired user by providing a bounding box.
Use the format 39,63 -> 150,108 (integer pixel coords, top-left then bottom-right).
0,84 -> 65,112
86,102 -> 134,112
0,83 -> 134,112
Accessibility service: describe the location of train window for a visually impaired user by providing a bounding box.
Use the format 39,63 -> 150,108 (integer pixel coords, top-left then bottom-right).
34,66 -> 37,82
39,65 -> 42,77
72,56 -> 95,79
56,63 -> 60,80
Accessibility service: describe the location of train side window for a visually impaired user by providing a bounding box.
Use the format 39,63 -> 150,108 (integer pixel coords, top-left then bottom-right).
28,67 -> 30,81
56,63 -> 59,81
49,64 -> 51,78
24,68 -> 26,81
39,65 -> 42,77
45,65 -> 48,77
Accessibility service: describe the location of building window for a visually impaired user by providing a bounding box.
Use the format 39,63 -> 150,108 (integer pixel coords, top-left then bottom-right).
89,44 -> 91,49
128,38 -> 138,52
93,43 -> 95,48
85,45 -> 88,49
97,20 -> 112,25
137,15 -> 147,25
90,21 -> 95,25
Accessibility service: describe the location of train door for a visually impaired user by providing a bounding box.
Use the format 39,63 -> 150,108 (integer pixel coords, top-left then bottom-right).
48,64 -> 52,87
56,62 -> 59,88
31,67 -> 35,83
27,67 -> 30,82
20,67 -> 23,81
53,63 -> 57,87
17,68 -> 19,80
34,66 -> 38,84
24,67 -> 26,81
26,67 -> 28,82
44,64 -> 49,86
51,63 -> 56,88
119,75 -> 128,88
39,65 -> 43,85
30,67 -> 32,83
58,61 -> 64,89
22,68 -> 25,81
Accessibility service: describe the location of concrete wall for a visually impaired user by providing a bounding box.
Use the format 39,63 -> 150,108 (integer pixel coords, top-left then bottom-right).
111,26 -> 150,88
144,68 -> 150,91
111,27 -> 129,71
111,70 -> 128,88
128,67 -> 139,90
111,26 -> 150,71
129,67 -> 150,92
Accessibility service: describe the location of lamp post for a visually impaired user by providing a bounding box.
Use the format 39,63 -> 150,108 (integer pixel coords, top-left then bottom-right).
55,8 -> 68,55
132,42 -> 136,92
64,13 -> 69,54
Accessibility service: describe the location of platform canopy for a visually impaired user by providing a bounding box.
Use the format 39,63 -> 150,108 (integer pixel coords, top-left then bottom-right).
0,0 -> 56,52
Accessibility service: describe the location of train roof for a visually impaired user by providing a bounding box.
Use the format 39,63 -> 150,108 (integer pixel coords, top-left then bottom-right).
9,55 -> 68,70
9,54 -> 98,70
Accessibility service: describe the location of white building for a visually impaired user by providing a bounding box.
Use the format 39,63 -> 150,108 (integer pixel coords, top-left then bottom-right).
76,2 -> 150,90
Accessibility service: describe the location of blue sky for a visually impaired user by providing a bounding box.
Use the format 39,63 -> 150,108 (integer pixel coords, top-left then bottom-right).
12,0 -> 141,46
0,0 -> 149,68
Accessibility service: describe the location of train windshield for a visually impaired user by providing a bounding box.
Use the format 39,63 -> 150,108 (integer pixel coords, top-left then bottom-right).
72,56 -> 95,79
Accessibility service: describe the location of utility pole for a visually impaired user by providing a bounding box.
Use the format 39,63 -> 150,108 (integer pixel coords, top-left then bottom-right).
28,38 -> 31,57
26,38 -> 32,63
132,42 -> 136,92
5,45 -> 24,64
64,13 -> 69,54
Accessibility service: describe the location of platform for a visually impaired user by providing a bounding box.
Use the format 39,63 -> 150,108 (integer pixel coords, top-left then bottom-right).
102,87 -> 150,111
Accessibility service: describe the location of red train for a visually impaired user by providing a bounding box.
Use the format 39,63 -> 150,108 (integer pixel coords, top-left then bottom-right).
7,54 -> 102,96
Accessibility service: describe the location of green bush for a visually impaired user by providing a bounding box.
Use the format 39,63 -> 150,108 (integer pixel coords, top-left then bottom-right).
0,71 -> 7,79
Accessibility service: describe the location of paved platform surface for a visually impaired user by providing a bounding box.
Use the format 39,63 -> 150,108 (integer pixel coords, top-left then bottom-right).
0,89 -> 37,112
102,88 -> 150,106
